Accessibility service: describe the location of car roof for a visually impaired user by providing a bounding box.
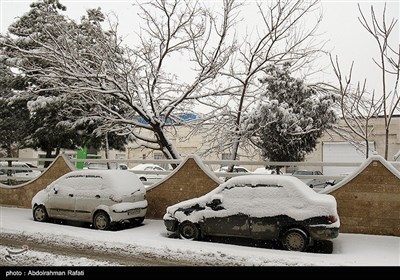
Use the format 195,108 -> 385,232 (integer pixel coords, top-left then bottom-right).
222,174 -> 307,188
58,169 -> 145,191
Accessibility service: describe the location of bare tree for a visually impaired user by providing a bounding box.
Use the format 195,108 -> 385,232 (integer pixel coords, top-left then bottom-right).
358,3 -> 400,159
1,0 -> 238,160
193,0 -> 325,167
330,55 -> 382,158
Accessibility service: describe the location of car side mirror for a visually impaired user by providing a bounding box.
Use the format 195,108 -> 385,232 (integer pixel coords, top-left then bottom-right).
53,184 -> 59,194
207,195 -> 222,207
211,198 -> 221,205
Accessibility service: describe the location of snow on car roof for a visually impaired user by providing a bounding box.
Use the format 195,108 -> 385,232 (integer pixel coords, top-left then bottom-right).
62,169 -> 145,194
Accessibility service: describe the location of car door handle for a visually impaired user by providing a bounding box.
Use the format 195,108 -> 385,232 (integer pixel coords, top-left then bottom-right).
68,194 -> 74,197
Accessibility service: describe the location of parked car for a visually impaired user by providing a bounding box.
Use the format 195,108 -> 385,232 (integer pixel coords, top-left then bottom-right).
129,164 -> 167,184
31,169 -> 148,230
292,170 -> 327,188
163,174 -> 340,252
84,162 -> 128,170
253,167 -> 283,175
214,165 -> 250,180
0,161 -> 42,180
215,166 -> 250,173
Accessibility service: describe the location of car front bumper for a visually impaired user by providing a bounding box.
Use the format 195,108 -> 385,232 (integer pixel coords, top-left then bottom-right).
164,218 -> 179,233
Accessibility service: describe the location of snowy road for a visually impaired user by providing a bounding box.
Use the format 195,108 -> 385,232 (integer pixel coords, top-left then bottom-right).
1,206 -> 399,266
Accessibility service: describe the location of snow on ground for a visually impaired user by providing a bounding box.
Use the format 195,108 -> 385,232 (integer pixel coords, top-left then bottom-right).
0,207 -> 399,266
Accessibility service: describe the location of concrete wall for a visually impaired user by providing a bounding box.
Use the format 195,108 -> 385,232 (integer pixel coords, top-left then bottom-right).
0,155 -> 75,208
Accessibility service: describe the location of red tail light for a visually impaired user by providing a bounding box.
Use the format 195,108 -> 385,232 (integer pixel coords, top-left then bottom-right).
328,215 -> 337,223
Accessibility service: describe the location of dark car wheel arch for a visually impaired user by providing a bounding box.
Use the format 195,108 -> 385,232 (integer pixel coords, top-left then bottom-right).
179,221 -> 201,240
92,210 -> 111,230
33,204 -> 49,223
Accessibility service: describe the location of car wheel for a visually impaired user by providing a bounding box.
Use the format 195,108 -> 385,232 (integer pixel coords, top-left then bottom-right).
139,177 -> 147,182
179,221 -> 200,240
282,228 -> 309,252
131,217 -> 145,226
309,184 -> 313,188
33,205 -> 49,222
93,211 -> 110,230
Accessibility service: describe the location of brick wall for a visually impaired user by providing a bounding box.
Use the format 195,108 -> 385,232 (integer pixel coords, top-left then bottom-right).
329,158 -> 400,236
145,156 -> 221,219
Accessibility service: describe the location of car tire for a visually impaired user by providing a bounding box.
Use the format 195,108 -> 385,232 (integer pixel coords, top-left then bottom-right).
33,205 -> 49,222
93,211 -> 111,230
131,217 -> 145,226
282,228 -> 309,252
139,177 -> 147,182
309,184 -> 313,188
179,221 -> 200,240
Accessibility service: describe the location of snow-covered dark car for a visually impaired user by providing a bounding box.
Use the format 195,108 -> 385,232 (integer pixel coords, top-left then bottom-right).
32,170 -> 147,230
163,175 -> 340,252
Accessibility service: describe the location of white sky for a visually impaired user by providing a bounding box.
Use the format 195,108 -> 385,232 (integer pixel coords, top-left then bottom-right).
0,0 -> 399,94
1,206 -> 399,266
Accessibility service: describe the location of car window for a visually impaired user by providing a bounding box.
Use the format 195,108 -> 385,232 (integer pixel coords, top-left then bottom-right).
235,168 -> 248,173
15,169 -> 32,173
154,166 -> 164,171
315,171 -> 323,175
119,165 -> 128,170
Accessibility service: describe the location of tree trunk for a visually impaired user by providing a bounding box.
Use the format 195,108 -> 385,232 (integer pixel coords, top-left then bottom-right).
385,127 -> 389,160
104,133 -> 110,169
44,146 -> 53,168
153,125 -> 181,169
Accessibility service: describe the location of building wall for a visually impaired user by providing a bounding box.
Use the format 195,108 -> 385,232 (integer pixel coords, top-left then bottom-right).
306,117 -> 400,163
16,117 -> 400,171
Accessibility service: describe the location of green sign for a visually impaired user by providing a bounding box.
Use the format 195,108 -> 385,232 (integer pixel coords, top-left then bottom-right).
76,147 -> 87,169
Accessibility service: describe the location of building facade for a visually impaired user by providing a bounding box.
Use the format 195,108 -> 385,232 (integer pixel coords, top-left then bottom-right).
17,116 -> 400,173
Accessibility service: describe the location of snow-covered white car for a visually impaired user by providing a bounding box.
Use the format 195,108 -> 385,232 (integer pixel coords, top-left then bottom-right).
292,170 -> 327,188
253,167 -> 283,175
0,161 -> 42,181
163,175 -> 340,252
215,166 -> 250,173
84,162 -> 128,170
129,164 -> 167,184
32,170 -> 148,230
214,165 -> 250,180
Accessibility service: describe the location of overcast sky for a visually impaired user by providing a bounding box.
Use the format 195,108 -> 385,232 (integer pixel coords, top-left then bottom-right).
0,0 -> 399,94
